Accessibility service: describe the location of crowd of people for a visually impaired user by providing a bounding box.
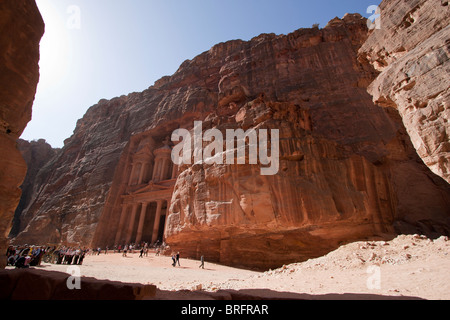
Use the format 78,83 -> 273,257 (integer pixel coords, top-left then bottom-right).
50,246 -> 88,265
6,242 -> 205,269
6,245 -> 47,268
110,241 -> 169,257
6,245 -> 92,268
90,241 -> 192,269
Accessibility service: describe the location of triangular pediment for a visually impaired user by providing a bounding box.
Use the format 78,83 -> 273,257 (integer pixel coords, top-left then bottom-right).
131,181 -> 170,195
134,144 -> 152,157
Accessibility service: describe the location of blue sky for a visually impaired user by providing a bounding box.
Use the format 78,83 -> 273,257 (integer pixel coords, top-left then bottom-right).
24,0 -> 381,148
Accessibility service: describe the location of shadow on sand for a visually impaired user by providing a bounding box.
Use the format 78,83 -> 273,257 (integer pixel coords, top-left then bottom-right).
153,288 -> 424,300
1,268 -> 424,301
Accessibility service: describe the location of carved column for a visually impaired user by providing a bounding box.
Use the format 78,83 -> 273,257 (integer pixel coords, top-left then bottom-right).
152,159 -> 161,182
163,199 -> 171,242
146,160 -> 155,183
138,162 -> 146,185
159,158 -> 167,181
128,163 -> 136,186
171,164 -> 178,179
157,159 -> 164,182
151,200 -> 163,244
153,140 -> 172,182
135,202 -> 148,244
114,204 -> 128,245
125,203 -> 139,244
139,162 -> 151,184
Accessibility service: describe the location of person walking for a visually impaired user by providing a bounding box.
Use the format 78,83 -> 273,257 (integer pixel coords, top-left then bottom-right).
176,252 -> 180,266
144,243 -> 148,257
171,254 -> 176,267
199,255 -> 204,269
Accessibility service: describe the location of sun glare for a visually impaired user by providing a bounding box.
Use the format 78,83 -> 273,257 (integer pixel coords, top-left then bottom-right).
36,0 -> 72,93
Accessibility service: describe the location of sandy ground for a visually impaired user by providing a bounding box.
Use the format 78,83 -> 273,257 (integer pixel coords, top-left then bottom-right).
29,234 -> 450,300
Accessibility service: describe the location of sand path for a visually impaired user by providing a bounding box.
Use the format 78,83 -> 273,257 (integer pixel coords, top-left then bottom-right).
33,235 -> 450,300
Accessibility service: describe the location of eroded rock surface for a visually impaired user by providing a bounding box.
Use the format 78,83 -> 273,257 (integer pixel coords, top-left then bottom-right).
359,0 -> 450,182
0,0 -> 44,268
12,11 -> 450,270
9,139 -> 59,238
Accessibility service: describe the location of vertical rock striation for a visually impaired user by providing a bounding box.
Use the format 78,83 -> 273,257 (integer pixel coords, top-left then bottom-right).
11,9 -> 450,270
9,139 -> 59,238
0,0 -> 44,268
359,0 -> 450,183
163,14 -> 450,269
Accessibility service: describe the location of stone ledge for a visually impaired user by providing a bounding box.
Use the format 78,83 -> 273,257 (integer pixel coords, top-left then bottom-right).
0,268 -> 156,300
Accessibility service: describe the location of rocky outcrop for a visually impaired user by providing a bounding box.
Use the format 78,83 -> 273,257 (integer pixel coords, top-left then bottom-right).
13,67 -> 216,245
0,268 -> 156,300
12,11 -> 450,270
0,0 -> 44,268
9,139 -> 59,238
163,14 -> 450,269
359,0 -> 450,183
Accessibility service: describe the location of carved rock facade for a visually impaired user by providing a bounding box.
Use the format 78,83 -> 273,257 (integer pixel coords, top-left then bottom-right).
12,11 -> 450,270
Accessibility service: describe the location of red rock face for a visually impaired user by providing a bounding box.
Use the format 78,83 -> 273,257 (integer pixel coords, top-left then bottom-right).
359,0 -> 450,183
0,0 -> 44,268
9,139 -> 59,238
12,11 -> 450,270
161,14 -> 450,269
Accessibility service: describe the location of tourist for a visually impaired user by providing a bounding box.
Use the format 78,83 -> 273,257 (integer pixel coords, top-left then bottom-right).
7,254 -> 16,266
73,248 -> 80,265
6,247 -> 19,266
66,248 -> 74,264
123,245 -> 128,257
30,246 -> 45,266
56,248 -> 64,264
143,243 -> 149,257
24,254 -> 32,267
62,248 -> 68,264
171,254 -> 176,267
14,255 -> 29,269
176,252 -> 181,266
6,246 -> 14,258
139,247 -> 144,258
78,249 -> 86,265
199,255 -> 204,269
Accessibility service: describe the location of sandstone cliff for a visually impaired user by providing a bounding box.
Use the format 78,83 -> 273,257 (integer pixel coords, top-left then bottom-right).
0,0 -> 44,268
161,14 -> 450,269
12,9 -> 450,270
9,139 -> 59,238
359,0 -> 450,183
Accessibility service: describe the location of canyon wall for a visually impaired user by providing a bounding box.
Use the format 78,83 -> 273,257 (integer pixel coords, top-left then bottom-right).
9,139 -> 59,238
162,14 -> 450,270
12,6 -> 450,270
0,0 -> 44,268
359,0 -> 450,183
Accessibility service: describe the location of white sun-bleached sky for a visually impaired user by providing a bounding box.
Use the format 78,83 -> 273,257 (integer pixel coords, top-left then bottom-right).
22,0 -> 380,148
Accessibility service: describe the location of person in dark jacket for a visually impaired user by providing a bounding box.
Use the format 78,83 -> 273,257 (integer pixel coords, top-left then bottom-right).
176,252 -> 180,266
